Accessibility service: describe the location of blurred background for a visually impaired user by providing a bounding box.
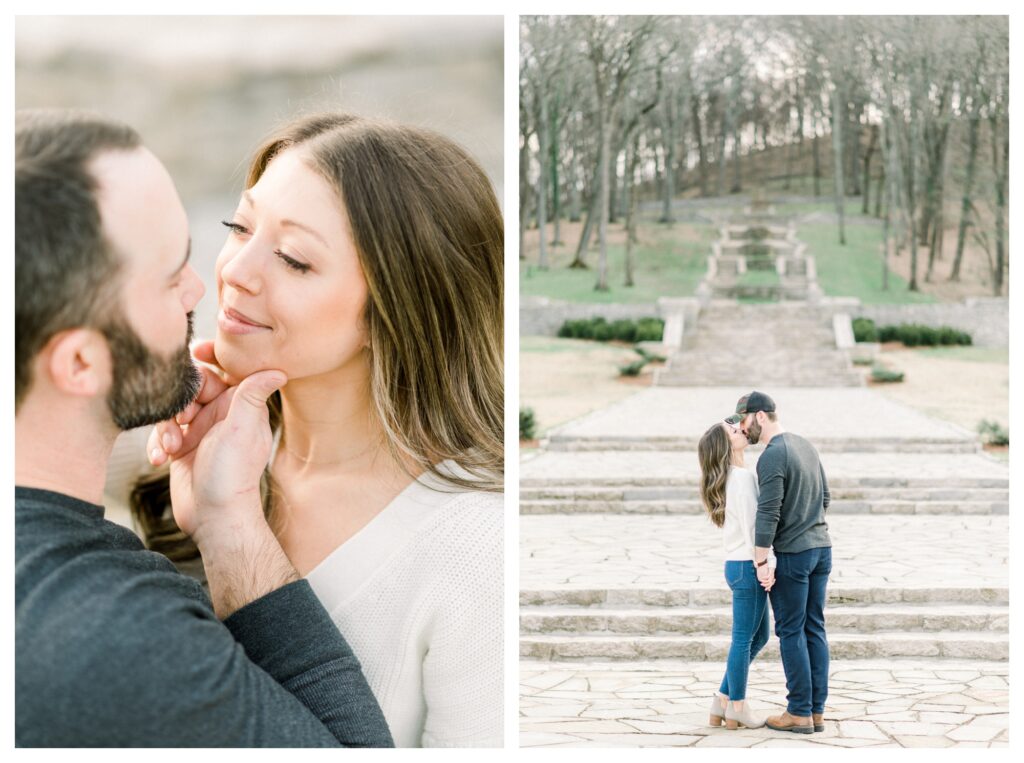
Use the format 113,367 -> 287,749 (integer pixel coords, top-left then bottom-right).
16,15 -> 503,339
16,15 -> 503,527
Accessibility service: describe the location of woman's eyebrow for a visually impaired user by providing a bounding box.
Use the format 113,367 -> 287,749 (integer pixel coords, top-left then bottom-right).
241,191 -> 329,248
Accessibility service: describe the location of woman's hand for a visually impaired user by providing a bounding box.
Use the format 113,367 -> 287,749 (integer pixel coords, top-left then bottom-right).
756,562 -> 775,592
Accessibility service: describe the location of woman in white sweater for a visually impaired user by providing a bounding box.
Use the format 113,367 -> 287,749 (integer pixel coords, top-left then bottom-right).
697,420 -> 775,731
136,113 -> 503,746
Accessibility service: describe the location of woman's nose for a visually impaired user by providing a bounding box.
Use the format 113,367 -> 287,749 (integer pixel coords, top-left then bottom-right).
220,241 -> 264,295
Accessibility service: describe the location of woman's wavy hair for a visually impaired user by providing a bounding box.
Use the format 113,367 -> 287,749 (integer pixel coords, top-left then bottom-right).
132,112 -> 504,558
697,423 -> 730,528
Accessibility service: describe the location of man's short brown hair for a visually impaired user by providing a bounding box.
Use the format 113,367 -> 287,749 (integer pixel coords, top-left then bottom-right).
15,110 -> 141,408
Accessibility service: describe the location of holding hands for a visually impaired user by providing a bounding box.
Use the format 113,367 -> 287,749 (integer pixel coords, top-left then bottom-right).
756,560 -> 775,592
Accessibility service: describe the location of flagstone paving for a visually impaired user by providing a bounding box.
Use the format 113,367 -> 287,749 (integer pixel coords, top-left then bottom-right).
520,514 -> 1007,592
520,660 -> 1009,747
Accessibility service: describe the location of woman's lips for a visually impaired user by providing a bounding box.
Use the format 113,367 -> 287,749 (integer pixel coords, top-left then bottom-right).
218,306 -> 271,335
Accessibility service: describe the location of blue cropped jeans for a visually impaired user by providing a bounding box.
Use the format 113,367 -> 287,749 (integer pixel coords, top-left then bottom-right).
718,560 -> 770,701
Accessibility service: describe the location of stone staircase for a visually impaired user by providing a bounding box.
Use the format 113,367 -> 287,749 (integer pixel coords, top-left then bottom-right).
656,302 -> 862,387
519,513 -> 1009,663
519,389 -> 1008,665
520,481 -> 1008,516
520,599 -> 1009,662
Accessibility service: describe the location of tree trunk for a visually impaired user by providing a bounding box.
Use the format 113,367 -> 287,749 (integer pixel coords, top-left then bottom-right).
812,117 -> 822,197
519,134 -> 530,259
568,148 -> 582,222
730,124 -> 742,194
881,121 -> 891,291
716,101 -> 729,197
848,102 -> 862,196
595,104 -> 612,292
991,115 -> 1008,296
660,98 -> 676,224
830,89 -> 846,245
874,166 -> 884,218
571,189 -> 599,268
951,112 -> 979,281
536,93 -> 549,270
862,124 -> 878,214
691,96 -> 709,197
624,134 -> 641,287
549,98 -> 563,246
607,146 -> 620,225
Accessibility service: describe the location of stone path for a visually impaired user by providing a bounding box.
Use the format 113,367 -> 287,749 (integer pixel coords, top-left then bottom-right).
521,660 -> 1009,747
520,515 -> 1008,592
540,386 -> 979,452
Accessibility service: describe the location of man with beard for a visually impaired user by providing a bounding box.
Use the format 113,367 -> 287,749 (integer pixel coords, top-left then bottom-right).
726,392 -> 832,735
14,110 -> 392,747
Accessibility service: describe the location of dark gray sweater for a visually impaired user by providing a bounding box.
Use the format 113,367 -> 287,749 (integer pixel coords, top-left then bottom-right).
15,486 -> 394,748
754,433 -> 832,553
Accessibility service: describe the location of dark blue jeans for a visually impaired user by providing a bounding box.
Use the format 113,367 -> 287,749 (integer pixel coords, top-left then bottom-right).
718,560 -> 770,701
769,546 -> 832,717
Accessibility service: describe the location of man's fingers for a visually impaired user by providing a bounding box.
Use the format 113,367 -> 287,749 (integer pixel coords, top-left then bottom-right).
148,421 -> 182,465
177,387 -> 237,455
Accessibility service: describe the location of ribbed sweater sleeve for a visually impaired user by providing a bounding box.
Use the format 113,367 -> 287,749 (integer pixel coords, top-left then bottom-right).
755,439 -> 787,548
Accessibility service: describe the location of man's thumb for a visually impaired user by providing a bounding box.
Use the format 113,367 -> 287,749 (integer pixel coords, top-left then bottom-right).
230,370 -> 288,417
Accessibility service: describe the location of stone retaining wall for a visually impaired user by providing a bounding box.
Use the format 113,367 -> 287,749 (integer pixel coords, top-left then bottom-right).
520,297 -> 661,336
853,298 -> 1008,347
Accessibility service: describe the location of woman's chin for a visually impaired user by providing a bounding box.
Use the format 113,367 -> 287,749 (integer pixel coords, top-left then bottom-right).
214,333 -> 277,380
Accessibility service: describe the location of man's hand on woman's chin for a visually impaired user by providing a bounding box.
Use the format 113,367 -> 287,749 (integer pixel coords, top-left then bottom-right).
146,341 -> 286,542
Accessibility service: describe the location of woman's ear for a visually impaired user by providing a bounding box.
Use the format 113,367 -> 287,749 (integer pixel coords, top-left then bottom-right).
45,328 -> 112,400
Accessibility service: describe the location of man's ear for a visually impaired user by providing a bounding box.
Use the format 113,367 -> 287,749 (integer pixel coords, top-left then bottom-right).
44,328 -> 112,400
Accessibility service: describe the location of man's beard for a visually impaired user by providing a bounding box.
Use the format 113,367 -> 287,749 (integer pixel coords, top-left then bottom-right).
745,418 -> 762,445
103,312 -> 202,431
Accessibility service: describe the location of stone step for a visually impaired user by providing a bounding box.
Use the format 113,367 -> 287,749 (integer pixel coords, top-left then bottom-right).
520,605 -> 1008,636
546,436 -> 980,454
520,471 -> 1008,490
519,498 -> 1008,516
519,587 -> 1009,608
519,485 -> 1009,502
519,632 -> 1008,661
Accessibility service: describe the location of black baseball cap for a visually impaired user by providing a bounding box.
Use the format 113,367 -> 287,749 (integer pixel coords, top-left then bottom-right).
725,391 -> 776,424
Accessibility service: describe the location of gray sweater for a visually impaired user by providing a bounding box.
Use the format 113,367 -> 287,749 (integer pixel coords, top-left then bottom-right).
15,486 -> 394,748
754,433 -> 832,553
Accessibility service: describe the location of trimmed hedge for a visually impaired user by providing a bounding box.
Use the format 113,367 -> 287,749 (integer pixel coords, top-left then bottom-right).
618,359 -> 648,377
870,365 -> 905,383
853,318 -> 971,347
977,419 -> 1009,446
519,408 -> 537,440
557,316 -> 665,343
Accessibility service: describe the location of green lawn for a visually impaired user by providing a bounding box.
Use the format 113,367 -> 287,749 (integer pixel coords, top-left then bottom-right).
521,203 -> 940,306
800,221 -> 936,305
915,346 -> 1008,363
520,222 -> 715,304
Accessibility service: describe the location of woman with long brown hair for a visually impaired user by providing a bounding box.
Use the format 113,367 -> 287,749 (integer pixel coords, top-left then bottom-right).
697,418 -> 775,731
136,113 -> 503,747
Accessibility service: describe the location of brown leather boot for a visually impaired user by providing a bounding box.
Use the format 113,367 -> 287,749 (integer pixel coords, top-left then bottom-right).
812,713 -> 824,732
765,711 -> 814,734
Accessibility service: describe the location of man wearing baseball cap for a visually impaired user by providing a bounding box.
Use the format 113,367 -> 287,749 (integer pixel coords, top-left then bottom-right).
728,392 -> 832,734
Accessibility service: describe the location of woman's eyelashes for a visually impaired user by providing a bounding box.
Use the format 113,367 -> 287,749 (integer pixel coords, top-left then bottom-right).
276,252 -> 312,273
221,219 -> 248,236
220,219 -> 312,274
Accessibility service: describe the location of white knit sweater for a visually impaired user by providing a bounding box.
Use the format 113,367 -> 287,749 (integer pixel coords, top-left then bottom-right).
303,462 -> 504,748
722,466 -> 776,567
